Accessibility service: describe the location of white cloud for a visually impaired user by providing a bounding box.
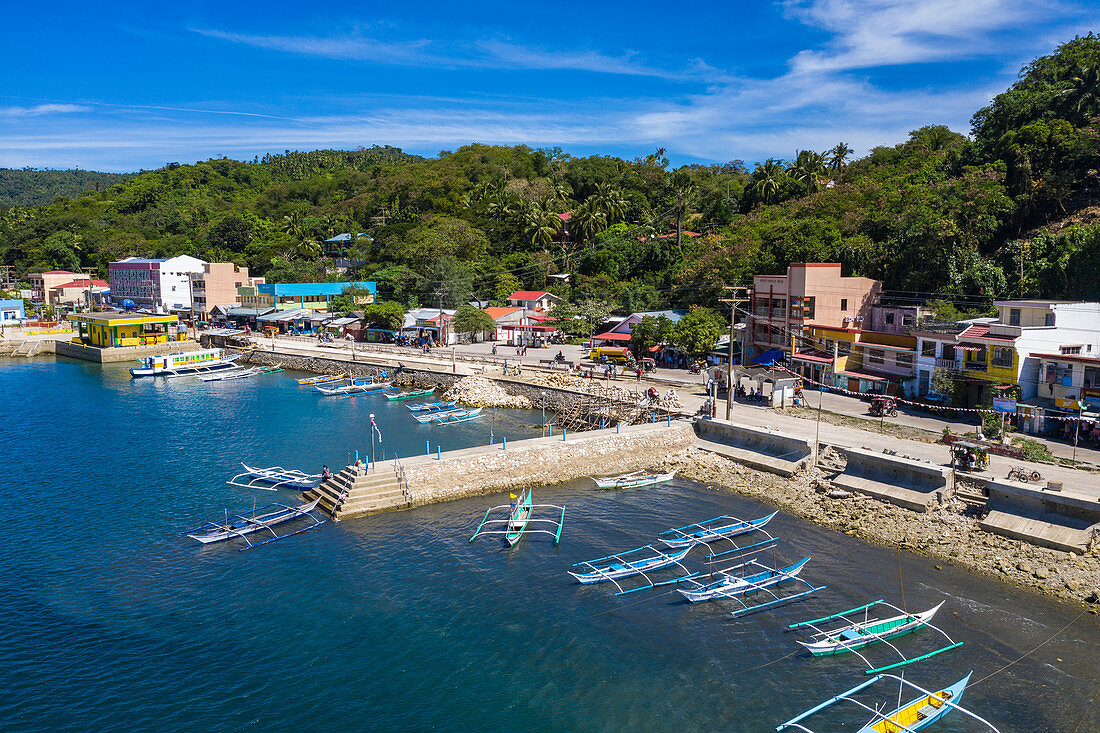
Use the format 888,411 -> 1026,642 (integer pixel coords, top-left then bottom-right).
783,0 -> 1053,72
0,103 -> 90,118
193,27 -> 682,78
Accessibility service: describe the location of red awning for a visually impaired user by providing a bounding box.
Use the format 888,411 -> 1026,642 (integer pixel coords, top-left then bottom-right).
838,369 -> 887,382
956,344 -> 983,352
792,351 -> 833,364
594,331 -> 632,342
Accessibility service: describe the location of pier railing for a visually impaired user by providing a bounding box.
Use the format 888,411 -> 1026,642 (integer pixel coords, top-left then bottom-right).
393,453 -> 412,506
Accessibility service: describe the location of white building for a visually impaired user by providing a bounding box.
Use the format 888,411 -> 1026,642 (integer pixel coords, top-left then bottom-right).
158,255 -> 207,312
505,290 -> 561,312
912,300 -> 1100,405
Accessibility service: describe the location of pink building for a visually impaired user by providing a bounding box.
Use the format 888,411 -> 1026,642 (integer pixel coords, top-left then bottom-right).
749,263 -> 881,362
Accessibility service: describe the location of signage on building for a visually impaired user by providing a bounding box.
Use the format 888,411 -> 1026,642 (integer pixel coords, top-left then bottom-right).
1055,396 -> 1082,410
991,397 -> 1017,413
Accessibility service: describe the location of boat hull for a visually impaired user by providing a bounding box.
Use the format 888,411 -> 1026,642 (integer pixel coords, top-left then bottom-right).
678,557 -> 809,603
800,603 -> 942,656
661,510 -> 778,548
186,497 -> 321,544
856,673 -> 970,733
569,546 -> 692,583
593,471 -> 675,489
505,492 -> 533,546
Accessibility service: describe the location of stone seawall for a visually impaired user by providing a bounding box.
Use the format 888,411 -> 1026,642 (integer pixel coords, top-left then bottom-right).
400,421 -> 695,505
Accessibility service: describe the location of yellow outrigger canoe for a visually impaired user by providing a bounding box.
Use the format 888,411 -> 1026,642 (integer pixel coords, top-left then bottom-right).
296,373 -> 346,385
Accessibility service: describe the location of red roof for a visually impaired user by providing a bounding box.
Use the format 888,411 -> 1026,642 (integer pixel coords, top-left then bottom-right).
594,331 -> 632,342
508,290 -> 552,301
792,350 -> 833,364
557,212 -> 572,222
959,323 -> 1016,342
41,270 -> 79,275
56,279 -> 108,289
1030,352 -> 1100,366
482,306 -> 521,320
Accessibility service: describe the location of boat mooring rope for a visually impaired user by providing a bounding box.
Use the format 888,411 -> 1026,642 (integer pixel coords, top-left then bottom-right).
971,606 -> 1090,688
1072,685 -> 1100,732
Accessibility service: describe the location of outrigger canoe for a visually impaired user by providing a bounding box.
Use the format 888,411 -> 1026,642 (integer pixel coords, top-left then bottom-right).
593,470 -> 675,489
386,388 -> 434,401
796,601 -> 945,656
297,373 -> 345,385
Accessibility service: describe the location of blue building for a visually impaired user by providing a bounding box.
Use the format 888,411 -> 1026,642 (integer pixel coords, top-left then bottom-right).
0,299 -> 26,324
256,281 -> 377,311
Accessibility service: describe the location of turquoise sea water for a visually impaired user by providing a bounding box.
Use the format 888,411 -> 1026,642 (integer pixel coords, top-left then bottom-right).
2,357 -> 1098,732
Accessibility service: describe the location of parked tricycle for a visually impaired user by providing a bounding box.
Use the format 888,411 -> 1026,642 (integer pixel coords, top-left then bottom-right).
951,441 -> 990,472
868,396 -> 898,418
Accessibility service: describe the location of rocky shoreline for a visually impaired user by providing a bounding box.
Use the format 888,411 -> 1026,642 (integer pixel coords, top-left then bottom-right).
670,448 -> 1100,610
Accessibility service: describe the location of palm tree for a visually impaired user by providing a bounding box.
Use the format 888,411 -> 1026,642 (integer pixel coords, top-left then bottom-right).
752,159 -> 786,205
524,207 -> 563,249
1059,65 -> 1100,124
828,142 -> 852,171
281,212 -> 305,240
790,150 -> 828,192
572,197 -> 607,244
594,182 -> 628,223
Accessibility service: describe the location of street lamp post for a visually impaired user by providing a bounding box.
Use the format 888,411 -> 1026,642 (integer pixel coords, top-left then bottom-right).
541,391 -> 546,437
370,412 -> 377,470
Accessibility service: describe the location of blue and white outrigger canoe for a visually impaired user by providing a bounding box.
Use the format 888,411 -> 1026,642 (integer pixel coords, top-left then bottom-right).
568,544 -> 700,594
183,496 -> 325,550
414,407 -> 482,424
407,401 -> 458,412
775,672 -> 1001,733
676,556 -> 825,616
660,510 -> 779,548
227,463 -> 323,491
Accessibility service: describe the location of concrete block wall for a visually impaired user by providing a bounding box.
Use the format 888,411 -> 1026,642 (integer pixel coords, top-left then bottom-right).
833,446 -> 954,512
401,421 -> 696,504
693,418 -> 815,474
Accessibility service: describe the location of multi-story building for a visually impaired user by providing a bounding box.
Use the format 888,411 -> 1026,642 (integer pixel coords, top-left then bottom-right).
189,263 -> 262,318
108,256 -> 206,311
870,303 -> 929,335
749,263 -> 881,362
50,278 -> 109,306
913,300 -> 1100,406
27,270 -> 81,302
506,290 -> 561,312
795,323 -> 918,395
1031,353 -> 1100,410
255,281 -> 376,312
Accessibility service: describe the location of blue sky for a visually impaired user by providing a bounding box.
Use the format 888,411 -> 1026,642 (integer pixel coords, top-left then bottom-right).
0,0 -> 1095,171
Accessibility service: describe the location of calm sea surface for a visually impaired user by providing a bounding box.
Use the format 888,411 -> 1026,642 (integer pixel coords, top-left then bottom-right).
1,357 -> 1097,732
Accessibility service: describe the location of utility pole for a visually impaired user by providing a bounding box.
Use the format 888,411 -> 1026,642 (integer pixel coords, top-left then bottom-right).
719,286 -> 750,420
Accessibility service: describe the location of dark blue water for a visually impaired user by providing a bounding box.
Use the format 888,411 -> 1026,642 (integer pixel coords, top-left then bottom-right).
2,357 -> 1097,732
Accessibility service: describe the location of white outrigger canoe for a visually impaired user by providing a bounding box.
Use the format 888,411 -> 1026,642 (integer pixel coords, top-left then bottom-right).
592,470 -> 675,490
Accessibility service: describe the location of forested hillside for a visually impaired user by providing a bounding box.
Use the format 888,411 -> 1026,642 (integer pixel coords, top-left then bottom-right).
1,36 -> 1098,310
0,169 -> 132,209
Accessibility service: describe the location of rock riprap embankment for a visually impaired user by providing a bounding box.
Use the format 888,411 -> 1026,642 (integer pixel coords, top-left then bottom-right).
530,373 -> 684,410
674,448 -> 1100,609
445,376 -> 532,408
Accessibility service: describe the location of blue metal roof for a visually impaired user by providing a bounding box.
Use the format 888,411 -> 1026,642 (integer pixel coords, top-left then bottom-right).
258,281 -> 377,297
324,232 -> 372,243
120,258 -> 167,264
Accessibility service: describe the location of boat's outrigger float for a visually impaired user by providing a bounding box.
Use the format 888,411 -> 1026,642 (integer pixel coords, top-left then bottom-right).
469,489 -> 565,547
227,463 -> 322,491
788,599 -> 964,674
775,672 -> 1001,733
183,497 -> 326,550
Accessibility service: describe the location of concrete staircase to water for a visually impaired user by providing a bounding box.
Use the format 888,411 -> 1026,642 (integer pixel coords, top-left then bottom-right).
306,463 -> 412,519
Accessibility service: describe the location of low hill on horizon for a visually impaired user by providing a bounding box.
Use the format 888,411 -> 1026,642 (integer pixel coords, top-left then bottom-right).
0,168 -> 134,209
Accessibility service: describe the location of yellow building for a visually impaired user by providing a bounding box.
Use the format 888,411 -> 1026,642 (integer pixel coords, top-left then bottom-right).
70,312 -> 184,348
794,324 -> 917,395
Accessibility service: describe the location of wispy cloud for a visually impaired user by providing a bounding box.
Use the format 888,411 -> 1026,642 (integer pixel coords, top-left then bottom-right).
0,103 -> 90,118
782,0 -> 1055,72
193,27 -> 685,78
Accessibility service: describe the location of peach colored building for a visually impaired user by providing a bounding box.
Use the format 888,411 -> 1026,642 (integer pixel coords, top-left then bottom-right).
749,263 -> 881,362
27,270 -> 81,302
189,263 -> 262,318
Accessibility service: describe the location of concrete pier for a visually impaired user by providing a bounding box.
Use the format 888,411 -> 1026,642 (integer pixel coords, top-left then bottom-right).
308,420 -> 695,520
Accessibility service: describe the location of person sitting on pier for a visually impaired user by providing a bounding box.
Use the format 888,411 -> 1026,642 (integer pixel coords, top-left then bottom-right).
322,465 -> 332,481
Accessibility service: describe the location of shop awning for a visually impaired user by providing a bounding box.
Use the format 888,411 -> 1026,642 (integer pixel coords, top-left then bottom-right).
792,351 -> 833,364
956,344 -> 983,352
593,331 -> 632,342
838,369 -> 887,382
751,349 -> 785,366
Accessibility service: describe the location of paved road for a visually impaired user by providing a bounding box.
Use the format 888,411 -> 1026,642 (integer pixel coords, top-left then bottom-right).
256,333 -> 1100,491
